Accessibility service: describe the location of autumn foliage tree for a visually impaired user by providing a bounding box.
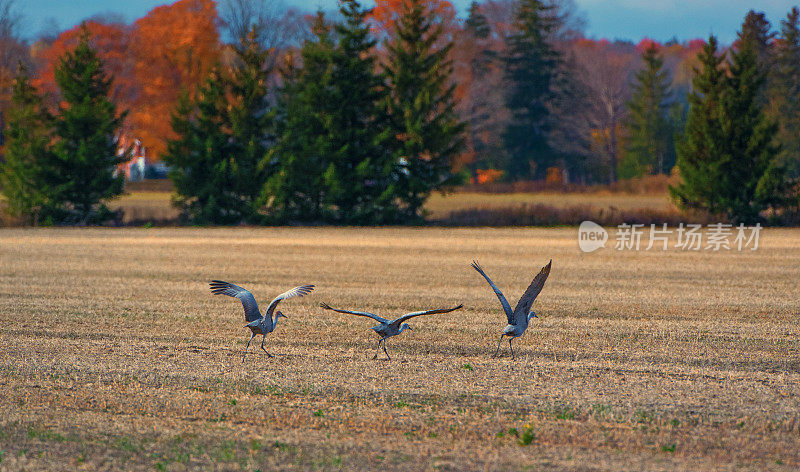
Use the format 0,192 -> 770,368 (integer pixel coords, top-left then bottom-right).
128,0 -> 221,158
32,0 -> 221,161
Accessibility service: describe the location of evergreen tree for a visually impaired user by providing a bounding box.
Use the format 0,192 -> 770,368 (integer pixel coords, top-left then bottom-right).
503,0 -> 560,180
0,65 -> 52,224
261,12 -> 337,222
164,70 -> 234,224
739,10 -> 774,69
738,10 -> 774,107
165,28 -> 274,224
724,31 -> 786,222
41,26 -> 128,224
671,35 -> 786,223
465,1 -> 491,44
228,27 -> 276,222
670,37 -> 729,216
620,44 -> 673,179
384,0 -> 465,221
768,7 -> 800,178
321,0 -> 397,224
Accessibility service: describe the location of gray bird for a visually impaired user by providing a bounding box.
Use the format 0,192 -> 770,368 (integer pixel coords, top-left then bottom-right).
471,260 -> 551,359
319,302 -> 464,360
210,280 -> 314,361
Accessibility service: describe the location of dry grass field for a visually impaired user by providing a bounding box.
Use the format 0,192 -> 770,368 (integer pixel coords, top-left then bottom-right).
103,188 -> 675,224
1,227 -> 799,471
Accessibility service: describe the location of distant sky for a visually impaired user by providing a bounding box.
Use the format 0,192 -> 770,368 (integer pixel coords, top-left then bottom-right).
16,0 -> 800,44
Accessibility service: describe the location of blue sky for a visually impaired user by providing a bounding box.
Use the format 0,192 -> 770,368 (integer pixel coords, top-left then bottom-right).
17,0 -> 800,44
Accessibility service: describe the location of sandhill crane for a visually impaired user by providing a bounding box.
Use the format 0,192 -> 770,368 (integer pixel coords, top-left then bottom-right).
471,260 -> 551,359
209,280 -> 314,361
319,302 -> 464,360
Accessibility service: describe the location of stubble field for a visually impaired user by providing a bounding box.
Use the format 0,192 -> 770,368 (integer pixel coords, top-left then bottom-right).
1,227 -> 799,471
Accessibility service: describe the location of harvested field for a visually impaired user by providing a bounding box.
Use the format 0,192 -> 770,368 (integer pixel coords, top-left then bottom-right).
1,227 -> 799,470
102,186 -> 676,225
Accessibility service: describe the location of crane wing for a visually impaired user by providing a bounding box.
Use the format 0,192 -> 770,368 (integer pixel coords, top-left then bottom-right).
209,280 -> 261,322
394,304 -> 464,325
471,260 -> 514,324
319,303 -> 388,323
264,284 -> 315,317
513,260 -> 552,325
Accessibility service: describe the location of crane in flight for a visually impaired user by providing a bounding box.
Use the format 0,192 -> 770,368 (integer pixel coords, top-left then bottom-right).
471,260 -> 551,359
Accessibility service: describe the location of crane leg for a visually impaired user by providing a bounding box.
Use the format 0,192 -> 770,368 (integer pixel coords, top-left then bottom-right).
492,335 -> 504,358
373,339 -> 381,360
261,335 -> 273,358
383,338 -> 390,360
243,333 -> 255,363
509,338 -> 515,360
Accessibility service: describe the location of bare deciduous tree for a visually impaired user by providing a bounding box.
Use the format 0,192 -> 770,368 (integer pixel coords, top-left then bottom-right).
0,0 -> 29,147
569,41 -> 636,183
220,0 -> 307,51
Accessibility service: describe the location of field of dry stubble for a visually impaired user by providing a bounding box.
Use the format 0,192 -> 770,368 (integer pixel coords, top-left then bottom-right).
1,227 -> 799,471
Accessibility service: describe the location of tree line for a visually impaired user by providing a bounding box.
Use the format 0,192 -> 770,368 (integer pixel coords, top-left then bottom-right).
0,0 -> 798,225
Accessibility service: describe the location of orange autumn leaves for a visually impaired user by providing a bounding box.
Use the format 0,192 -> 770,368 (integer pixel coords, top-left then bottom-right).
34,0 -> 220,159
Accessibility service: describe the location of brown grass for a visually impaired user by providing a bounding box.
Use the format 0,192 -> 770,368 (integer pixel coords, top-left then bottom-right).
102,188 -> 678,226
1,227 -> 799,470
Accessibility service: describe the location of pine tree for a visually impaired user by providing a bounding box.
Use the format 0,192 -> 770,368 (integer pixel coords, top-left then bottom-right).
0,65 -> 52,224
503,0 -> 560,180
738,10 -> 774,107
670,37 -> 728,215
768,7 -> 800,178
164,29 -> 274,225
620,44 -> 673,179
228,27 -> 276,223
262,12 -> 337,222
164,69 -> 235,224
384,0 -> 465,221
321,0 -> 397,224
671,35 -> 786,223
42,25 -> 128,224
723,30 -> 785,222
464,0 -> 493,58
739,10 -> 774,69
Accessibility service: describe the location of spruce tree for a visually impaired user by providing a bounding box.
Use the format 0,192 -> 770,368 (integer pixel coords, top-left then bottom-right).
322,0 -> 397,224
738,10 -> 774,107
262,12 -> 337,222
620,44 -> 673,178
670,37 -> 728,215
503,0 -> 560,180
671,35 -> 786,223
723,31 -> 785,222
42,26 -> 128,224
165,29 -> 276,225
164,69 -> 235,224
228,27 -> 276,223
768,7 -> 800,178
384,0 -> 465,221
0,65 -> 52,224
